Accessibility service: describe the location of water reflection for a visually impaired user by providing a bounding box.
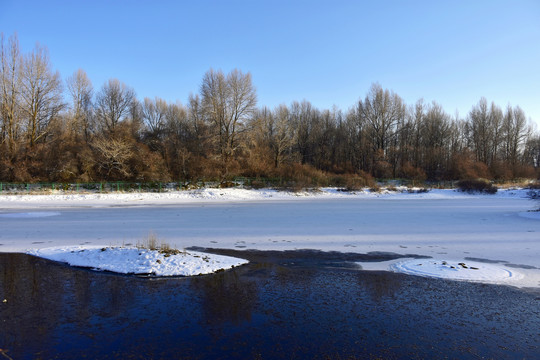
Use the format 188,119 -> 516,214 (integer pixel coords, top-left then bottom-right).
190,269 -> 258,325
355,270 -> 405,301
0,252 -> 539,360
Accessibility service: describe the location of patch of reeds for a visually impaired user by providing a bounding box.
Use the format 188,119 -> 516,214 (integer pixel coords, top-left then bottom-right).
137,231 -> 185,257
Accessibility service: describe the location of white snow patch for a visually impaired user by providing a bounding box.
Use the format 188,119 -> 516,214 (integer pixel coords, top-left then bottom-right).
388,259 -> 523,283
28,246 -> 248,276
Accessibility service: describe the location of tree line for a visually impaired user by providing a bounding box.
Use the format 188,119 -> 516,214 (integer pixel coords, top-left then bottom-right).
1,33 -> 539,185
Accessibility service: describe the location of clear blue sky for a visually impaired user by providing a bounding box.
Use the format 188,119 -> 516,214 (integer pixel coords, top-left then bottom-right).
2,0 -> 539,125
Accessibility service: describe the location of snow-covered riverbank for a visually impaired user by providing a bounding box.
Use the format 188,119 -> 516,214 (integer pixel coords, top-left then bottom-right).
1,186 -> 533,208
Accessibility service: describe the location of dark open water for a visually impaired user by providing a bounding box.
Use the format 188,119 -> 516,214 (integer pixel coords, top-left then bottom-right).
1,250 -> 539,360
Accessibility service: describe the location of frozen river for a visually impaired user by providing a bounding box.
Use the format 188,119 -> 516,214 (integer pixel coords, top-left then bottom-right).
1,189 -> 539,287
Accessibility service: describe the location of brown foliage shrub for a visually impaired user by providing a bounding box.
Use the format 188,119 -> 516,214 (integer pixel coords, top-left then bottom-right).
0,157 -> 17,182
275,163 -> 330,191
130,143 -> 170,182
450,153 -> 491,180
513,164 -> 537,179
489,160 -> 513,181
343,171 -> 375,191
457,179 -> 497,194
373,160 -> 392,179
197,156 -> 226,180
77,146 -> 97,182
400,162 -> 427,181
241,146 -> 275,178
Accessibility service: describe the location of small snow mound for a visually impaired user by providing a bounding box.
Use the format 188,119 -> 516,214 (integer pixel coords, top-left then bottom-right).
0,211 -> 61,218
28,246 -> 248,276
390,259 -> 523,283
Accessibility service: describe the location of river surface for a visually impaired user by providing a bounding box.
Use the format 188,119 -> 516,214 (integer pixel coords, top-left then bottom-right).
1,197 -> 539,270
1,250 -> 539,359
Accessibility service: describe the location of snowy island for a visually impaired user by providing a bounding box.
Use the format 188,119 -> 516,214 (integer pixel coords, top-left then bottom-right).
28,246 -> 248,277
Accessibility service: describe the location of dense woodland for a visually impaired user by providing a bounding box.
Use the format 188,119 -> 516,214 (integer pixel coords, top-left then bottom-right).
1,33 -> 540,186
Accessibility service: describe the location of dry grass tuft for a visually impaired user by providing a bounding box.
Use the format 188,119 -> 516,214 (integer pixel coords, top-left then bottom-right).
137,231 -> 185,256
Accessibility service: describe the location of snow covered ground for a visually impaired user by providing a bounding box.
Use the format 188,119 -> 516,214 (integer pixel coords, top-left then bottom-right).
1,187 -> 539,286
0,186 -> 509,208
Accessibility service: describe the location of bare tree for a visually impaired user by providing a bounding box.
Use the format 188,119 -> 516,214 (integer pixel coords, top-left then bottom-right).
490,102 -> 504,166
467,98 -> 491,165
311,108 -> 339,171
163,101 -> 194,178
249,105 -> 295,169
271,105 -> 295,167
141,97 -> 167,135
290,100 -> 317,165
358,83 -> 405,155
66,68 -> 93,141
19,43 -> 64,148
408,99 -> 426,168
421,102 -> 451,178
95,78 -> 136,134
467,98 -> 506,171
345,102 -> 370,172
91,136 -> 133,179
200,68 -> 257,174
523,133 -> 540,170
502,105 -> 528,167
0,33 -> 22,155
